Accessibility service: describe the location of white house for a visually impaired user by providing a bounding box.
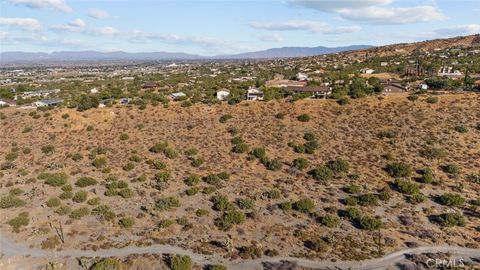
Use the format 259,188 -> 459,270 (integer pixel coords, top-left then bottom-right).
215,88 -> 230,101
171,92 -> 186,100
246,87 -> 264,101
90,87 -> 98,94
418,83 -> 428,90
296,72 -> 308,81
360,68 -> 375,74
0,99 -> 16,107
34,99 -> 63,107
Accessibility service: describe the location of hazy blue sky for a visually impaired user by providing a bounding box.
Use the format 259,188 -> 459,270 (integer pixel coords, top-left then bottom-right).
1,0 -> 479,55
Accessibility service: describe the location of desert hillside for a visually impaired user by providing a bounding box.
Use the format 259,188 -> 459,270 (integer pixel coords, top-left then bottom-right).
0,93 -> 479,269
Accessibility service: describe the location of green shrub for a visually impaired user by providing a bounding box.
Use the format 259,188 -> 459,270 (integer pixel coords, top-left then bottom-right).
394,179 -> 420,195
149,142 -> 168,153
219,114 -> 233,123
343,196 -> 358,206
436,213 -> 466,227
378,186 -> 392,201
184,148 -> 198,157
129,155 -> 142,162
211,195 -> 235,211
69,207 -> 90,219
265,158 -> 282,171
454,125 -> 468,133
237,198 -> 255,209
190,157 -> 204,167
46,197 -> 61,207
232,143 -> 248,153
293,198 -> 314,213
158,219 -> 175,228
438,193 -> 465,207
39,172 -> 68,187
163,147 -> 178,159
185,187 -> 199,196
358,193 -> 379,207
214,210 -> 245,230
195,208 -> 209,216
419,168 -> 435,184
304,140 -> 319,154
71,153 -> 83,161
8,212 -> 29,231
297,114 -> 310,122
359,216 -> 383,230
345,184 -> 361,194
209,265 -> 227,270
442,163 -> 460,175
75,177 -> 97,187
250,147 -> 266,159
263,189 -> 281,199
119,133 -> 129,141
279,201 -> 292,210
169,255 -> 192,270
91,205 -> 115,221
87,197 -> 101,206
310,166 -> 334,182
343,207 -> 361,221
91,258 -> 124,270
425,96 -> 439,104
320,214 -> 340,228
9,188 -> 23,196
119,217 -> 135,228
155,197 -> 180,211
0,161 -> 15,170
184,175 -> 200,186
230,136 -> 244,145
407,95 -> 418,101
59,191 -> 73,200
290,158 -> 308,171
72,190 -> 87,203
326,158 -> 350,176
409,193 -> 426,204
55,205 -> 71,215
123,162 -> 135,171
0,195 -> 26,208
386,162 -> 412,178
41,145 -> 55,155
275,112 -> 285,119
92,157 -> 107,168
420,147 -> 445,160
148,159 -> 166,170
337,97 -> 350,105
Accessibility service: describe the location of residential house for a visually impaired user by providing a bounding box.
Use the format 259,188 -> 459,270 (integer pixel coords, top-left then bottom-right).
418,83 -> 428,90
142,82 -> 159,89
0,99 -> 16,107
437,66 -> 463,78
34,98 -> 63,107
360,68 -> 375,74
296,72 -> 308,81
215,88 -> 230,101
382,82 -> 407,95
120,98 -> 131,105
90,87 -> 99,94
22,89 -> 60,99
171,92 -> 187,100
246,87 -> 264,101
285,86 -> 332,99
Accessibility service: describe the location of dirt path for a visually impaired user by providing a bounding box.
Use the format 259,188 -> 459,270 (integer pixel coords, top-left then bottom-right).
1,233 -> 478,269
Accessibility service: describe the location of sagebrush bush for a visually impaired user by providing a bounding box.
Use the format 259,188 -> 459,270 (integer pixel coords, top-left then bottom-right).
38,172 -> 68,187
8,212 -> 29,231
0,195 -> 26,208
155,196 -> 180,211
75,177 -> 97,187
436,213 -> 466,227
214,210 -> 245,230
293,197 -> 314,213
169,254 -> 193,270
385,162 -> 412,178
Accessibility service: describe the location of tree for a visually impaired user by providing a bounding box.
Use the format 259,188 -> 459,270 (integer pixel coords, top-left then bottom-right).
77,95 -> 99,111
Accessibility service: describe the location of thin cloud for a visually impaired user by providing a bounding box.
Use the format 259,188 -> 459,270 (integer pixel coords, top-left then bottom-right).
434,24 -> 480,36
250,20 -> 361,34
7,0 -> 72,13
88,8 -> 111,19
0,17 -> 42,31
289,0 -> 447,25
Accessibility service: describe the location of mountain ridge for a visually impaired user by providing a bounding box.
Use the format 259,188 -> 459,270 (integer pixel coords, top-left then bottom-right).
0,45 -> 372,63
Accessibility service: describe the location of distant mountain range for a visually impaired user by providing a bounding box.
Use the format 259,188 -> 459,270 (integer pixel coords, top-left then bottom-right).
0,45 -> 372,63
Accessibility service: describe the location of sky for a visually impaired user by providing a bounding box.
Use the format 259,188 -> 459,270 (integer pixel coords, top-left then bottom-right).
0,0 -> 479,55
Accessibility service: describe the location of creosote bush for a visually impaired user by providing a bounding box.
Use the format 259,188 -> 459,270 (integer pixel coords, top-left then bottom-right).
293,197 -> 314,213
0,195 -> 26,208
8,212 -> 29,231
91,258 -> 124,270
155,196 -> 180,211
169,254 -> 193,270
297,114 -> 311,122
436,213 -> 466,227
38,172 -> 68,187
385,162 -> 412,178
214,210 -> 245,231
75,177 -> 97,187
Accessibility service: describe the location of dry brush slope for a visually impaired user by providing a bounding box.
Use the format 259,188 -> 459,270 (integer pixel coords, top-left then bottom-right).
0,93 -> 479,263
